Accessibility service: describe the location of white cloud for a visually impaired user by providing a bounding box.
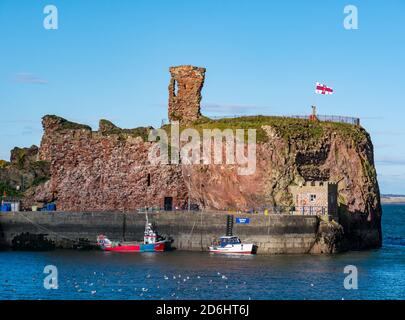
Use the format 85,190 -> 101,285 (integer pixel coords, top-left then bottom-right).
14,73 -> 48,84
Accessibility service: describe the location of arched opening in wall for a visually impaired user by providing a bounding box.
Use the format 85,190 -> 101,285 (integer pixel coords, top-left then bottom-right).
173,80 -> 178,97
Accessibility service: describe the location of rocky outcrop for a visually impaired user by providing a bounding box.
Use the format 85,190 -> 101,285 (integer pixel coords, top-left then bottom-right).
2,66 -> 382,251
33,113 -> 382,249
36,116 -> 188,211
0,145 -> 50,209
180,116 -> 382,249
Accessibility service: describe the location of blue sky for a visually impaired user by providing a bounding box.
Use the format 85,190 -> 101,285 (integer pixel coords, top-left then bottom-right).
0,0 -> 404,193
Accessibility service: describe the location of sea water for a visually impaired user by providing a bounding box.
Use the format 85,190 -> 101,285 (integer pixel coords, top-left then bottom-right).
0,204 -> 404,300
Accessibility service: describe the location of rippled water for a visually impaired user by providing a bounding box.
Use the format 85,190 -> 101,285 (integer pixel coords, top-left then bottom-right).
0,205 -> 404,300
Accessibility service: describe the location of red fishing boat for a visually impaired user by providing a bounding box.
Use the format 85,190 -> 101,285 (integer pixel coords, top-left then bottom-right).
97,215 -> 173,252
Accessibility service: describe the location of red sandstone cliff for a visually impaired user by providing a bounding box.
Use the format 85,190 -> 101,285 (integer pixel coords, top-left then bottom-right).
37,115 -> 188,211
33,113 -> 382,248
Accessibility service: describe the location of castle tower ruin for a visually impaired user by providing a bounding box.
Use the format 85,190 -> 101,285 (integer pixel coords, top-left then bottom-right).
168,65 -> 206,124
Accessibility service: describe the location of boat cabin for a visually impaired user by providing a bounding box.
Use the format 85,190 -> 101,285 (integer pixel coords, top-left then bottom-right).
220,236 -> 241,247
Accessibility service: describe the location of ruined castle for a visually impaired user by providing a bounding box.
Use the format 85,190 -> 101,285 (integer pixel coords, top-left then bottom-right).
0,65 -> 382,250
168,65 -> 205,123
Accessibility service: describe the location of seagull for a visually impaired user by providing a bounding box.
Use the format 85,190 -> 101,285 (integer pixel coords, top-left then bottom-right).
91,290 -> 96,295
164,276 -> 169,280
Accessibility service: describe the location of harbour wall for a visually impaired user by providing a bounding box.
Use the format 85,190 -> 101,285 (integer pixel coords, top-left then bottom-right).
0,211 -> 330,254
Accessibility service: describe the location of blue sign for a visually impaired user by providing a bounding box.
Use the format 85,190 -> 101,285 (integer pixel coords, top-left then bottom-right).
236,217 -> 250,224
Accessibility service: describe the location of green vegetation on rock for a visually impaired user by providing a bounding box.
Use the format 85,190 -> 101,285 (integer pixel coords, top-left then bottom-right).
14,148 -> 28,169
162,115 -> 369,145
0,182 -> 22,198
45,115 -> 92,131
99,119 -> 151,141
362,158 -> 378,185
0,160 -> 9,169
32,176 -> 50,186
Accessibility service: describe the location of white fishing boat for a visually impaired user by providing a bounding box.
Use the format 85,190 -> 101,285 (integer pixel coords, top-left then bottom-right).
209,236 -> 257,255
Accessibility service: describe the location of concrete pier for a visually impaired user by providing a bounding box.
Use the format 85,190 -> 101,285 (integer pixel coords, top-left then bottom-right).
0,211 -> 328,254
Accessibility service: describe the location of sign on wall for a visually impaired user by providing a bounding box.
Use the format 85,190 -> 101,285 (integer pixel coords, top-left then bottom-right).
236,217 -> 250,224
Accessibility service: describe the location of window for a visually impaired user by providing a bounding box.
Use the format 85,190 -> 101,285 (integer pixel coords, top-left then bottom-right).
173,80 -> 178,97
147,173 -> 151,187
310,194 -> 317,202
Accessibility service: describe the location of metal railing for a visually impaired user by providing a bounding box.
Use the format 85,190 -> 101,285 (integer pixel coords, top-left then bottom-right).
1,196 -> 21,202
192,114 -> 360,126
289,114 -> 360,125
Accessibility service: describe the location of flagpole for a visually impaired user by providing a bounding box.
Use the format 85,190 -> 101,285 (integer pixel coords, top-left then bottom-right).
313,82 -> 318,119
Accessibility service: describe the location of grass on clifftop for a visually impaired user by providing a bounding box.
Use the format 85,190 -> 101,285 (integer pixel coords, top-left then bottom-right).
44,114 -> 369,145
166,115 -> 369,144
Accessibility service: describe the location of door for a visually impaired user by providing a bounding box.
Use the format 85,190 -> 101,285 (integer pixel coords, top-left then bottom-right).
164,197 -> 173,211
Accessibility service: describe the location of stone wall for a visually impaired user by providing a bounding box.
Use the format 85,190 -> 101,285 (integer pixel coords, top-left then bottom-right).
168,65 -> 205,123
290,181 -> 338,218
37,116 -> 189,211
0,211 -> 336,254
